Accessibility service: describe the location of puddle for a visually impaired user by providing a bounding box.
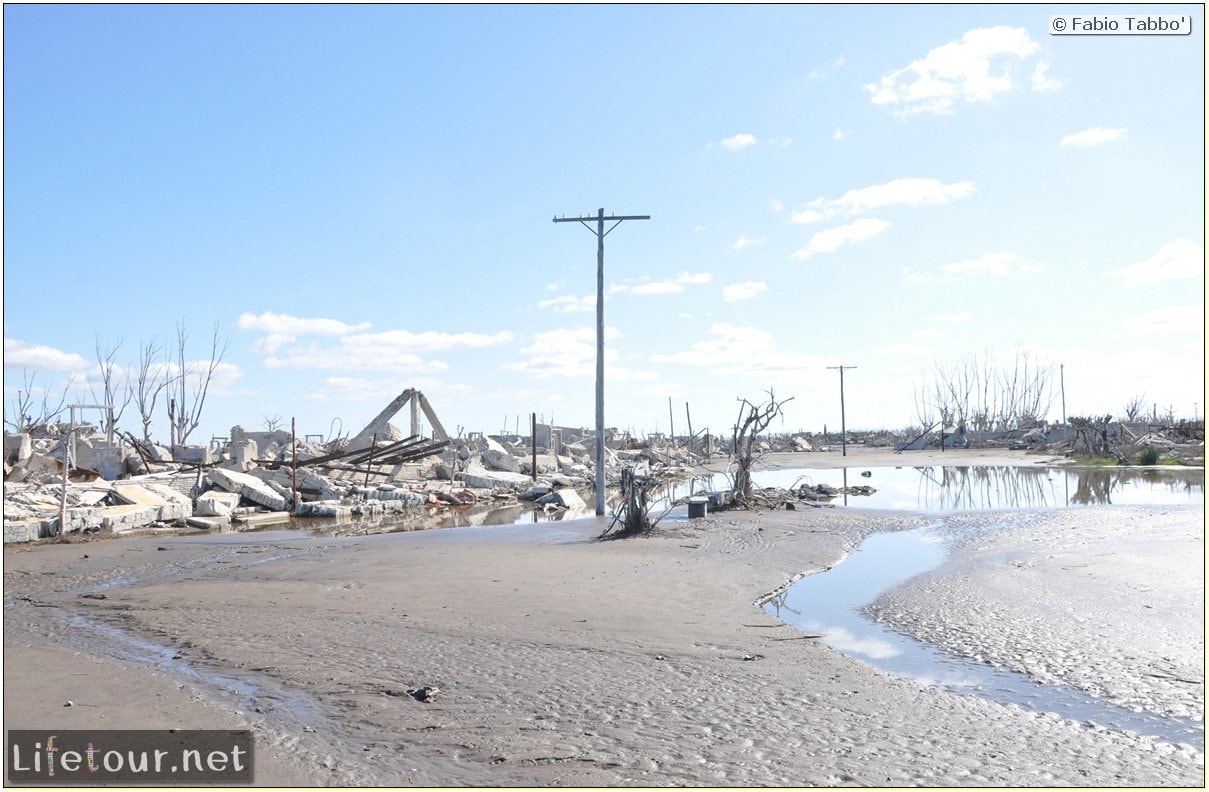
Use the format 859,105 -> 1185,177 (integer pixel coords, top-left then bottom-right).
763,523 -> 1204,747
748,465 -> 1203,512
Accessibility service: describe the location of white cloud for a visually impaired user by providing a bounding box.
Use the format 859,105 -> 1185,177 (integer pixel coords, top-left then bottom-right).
791,218 -> 891,260
866,26 -> 1040,115
789,209 -> 826,224
1030,60 -> 1064,93
303,376 -> 401,402
769,199 -> 784,212
732,236 -> 764,250
544,280 -> 565,292
719,133 -> 758,151
721,281 -> 767,301
790,178 -> 975,224
536,294 -> 597,313
236,311 -> 372,337
833,128 -> 848,141
874,342 -> 936,357
769,135 -> 793,147
1108,240 -> 1203,284
253,328 -> 513,373
502,327 -> 654,382
903,251 -> 1041,282
3,339 -> 89,371
238,311 -> 375,355
651,322 -> 829,383
942,250 -> 1019,276
612,272 -> 713,296
1060,127 -> 1127,147
1120,305 -> 1202,336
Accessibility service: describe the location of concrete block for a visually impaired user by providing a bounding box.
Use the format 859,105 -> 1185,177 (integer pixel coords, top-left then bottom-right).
99,504 -> 159,533
457,463 -> 533,491
208,467 -> 288,511
196,490 -> 240,517
3,519 -> 51,543
5,433 -> 32,467
228,439 -> 258,471
111,483 -> 191,522
552,488 -> 587,510
484,448 -> 522,473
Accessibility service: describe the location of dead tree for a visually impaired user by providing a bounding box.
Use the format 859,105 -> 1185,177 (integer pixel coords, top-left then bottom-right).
4,369 -> 75,433
731,390 -> 794,508
90,337 -> 134,437
1122,394 -> 1146,422
134,338 -> 171,443
167,321 -> 230,447
1068,414 -> 1123,461
601,466 -> 664,538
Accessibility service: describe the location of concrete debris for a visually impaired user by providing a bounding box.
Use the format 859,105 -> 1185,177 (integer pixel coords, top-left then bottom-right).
10,395 -> 1199,544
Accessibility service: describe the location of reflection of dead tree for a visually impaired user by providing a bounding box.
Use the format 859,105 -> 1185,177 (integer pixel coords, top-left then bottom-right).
5,369 -> 75,433
732,390 -> 794,508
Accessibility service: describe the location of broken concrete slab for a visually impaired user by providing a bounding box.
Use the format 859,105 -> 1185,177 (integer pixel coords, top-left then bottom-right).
111,483 -> 191,522
99,504 -> 160,533
196,490 -> 240,517
5,433 -> 33,468
208,467 -> 289,511
456,463 -> 533,491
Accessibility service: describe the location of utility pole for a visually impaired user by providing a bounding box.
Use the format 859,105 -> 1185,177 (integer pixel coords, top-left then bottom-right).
1060,363 -> 1067,423
827,365 -> 857,457
554,208 -> 650,516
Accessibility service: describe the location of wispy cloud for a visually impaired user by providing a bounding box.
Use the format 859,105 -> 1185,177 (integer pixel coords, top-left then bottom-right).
769,199 -> 784,213
732,236 -> 765,250
790,178 -> 975,224
502,327 -> 655,381
791,218 -> 890,260
237,311 -> 374,355
3,339 -> 89,371
719,133 -> 757,151
536,294 -> 597,313
611,272 -> 712,296
721,281 -> 767,302
1120,305 -> 1201,335
1030,60 -> 1064,93
1108,239 -> 1203,284
1060,127 -> 1127,147
241,318 -> 514,373
651,322 -> 827,381
903,251 -> 1042,282
930,312 -> 971,323
833,128 -> 848,141
866,26 -> 1040,115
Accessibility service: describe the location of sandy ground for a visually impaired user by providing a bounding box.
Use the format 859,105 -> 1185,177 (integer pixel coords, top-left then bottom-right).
3,450 -> 1204,787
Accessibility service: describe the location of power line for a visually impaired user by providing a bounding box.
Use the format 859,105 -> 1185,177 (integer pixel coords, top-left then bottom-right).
553,208 -> 651,515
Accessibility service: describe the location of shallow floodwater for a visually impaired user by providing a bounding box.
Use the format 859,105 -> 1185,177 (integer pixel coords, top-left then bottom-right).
748,465 -> 1204,511
764,522 -> 1205,747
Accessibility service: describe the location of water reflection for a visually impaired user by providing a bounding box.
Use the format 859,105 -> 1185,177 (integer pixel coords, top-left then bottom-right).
752,465 -> 1203,512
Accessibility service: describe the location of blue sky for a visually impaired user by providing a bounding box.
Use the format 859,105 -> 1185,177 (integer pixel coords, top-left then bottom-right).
3,4 -> 1204,444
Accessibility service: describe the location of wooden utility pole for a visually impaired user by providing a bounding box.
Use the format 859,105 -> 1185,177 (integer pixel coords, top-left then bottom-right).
827,365 -> 857,457
554,208 -> 650,515
531,413 -> 538,482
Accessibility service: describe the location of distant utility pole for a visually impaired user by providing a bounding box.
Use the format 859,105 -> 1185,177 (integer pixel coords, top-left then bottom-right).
827,365 -> 857,457
553,208 -> 650,516
1060,363 -> 1066,423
